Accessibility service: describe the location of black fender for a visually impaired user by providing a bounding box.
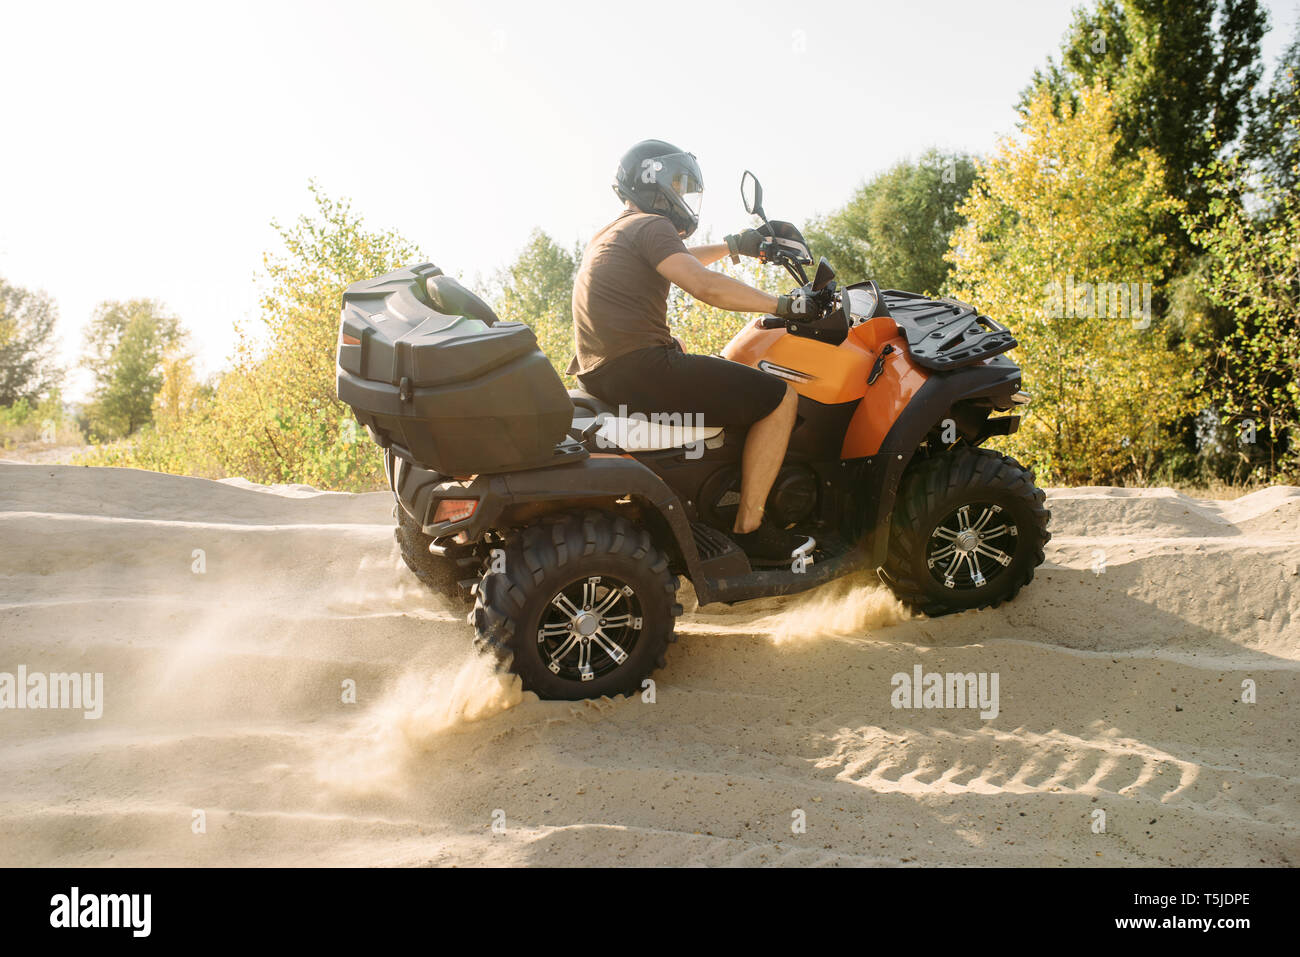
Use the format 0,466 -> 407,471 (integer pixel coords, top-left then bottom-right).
859,354 -> 1022,566
388,450 -> 715,583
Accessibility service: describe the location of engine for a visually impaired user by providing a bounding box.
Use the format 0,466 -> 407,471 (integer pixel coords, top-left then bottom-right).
699,464 -> 819,531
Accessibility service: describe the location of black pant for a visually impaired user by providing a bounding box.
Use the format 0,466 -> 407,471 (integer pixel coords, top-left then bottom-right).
578,344 -> 788,429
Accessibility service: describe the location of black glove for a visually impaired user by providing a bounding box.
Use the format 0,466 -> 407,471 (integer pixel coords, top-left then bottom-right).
775,291 -> 818,322
724,228 -> 764,263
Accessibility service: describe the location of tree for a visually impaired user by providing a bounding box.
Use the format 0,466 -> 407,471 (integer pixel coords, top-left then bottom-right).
493,229 -> 580,376
803,150 -> 976,296
1185,157 -> 1300,480
202,183 -> 423,487
151,349 -> 212,431
0,277 -> 61,406
947,84 -> 1196,484
1243,19 -> 1300,195
1020,0 -> 1267,255
82,183 -> 442,488
81,299 -> 185,438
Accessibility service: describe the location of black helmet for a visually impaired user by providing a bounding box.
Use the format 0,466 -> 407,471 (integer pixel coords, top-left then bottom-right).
613,139 -> 704,238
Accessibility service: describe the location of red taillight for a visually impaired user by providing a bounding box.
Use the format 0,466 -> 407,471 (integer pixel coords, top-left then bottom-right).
342,332 -> 361,346
432,499 -> 478,524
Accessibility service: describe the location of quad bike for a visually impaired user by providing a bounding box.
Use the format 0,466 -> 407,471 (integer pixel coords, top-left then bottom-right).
336,171 -> 1051,701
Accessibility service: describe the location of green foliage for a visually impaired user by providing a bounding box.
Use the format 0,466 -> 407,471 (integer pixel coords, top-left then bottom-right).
493,229 -> 580,382
948,84 -> 1197,484
0,390 -> 82,451
1243,19 -> 1300,194
1020,0 -> 1267,259
200,183 -> 420,488
84,184 -> 420,490
0,277 -> 61,406
1184,156 -> 1300,480
81,299 -> 185,439
803,149 -> 977,296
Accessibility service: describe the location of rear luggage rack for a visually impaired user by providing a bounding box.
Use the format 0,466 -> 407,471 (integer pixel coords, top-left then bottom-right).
881,290 -> 1017,371
336,263 -> 575,475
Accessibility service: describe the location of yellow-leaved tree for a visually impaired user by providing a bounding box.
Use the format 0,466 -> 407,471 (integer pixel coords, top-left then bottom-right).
86,184 -> 422,490
202,184 -> 422,488
946,84 -> 1196,484
492,229 -> 581,384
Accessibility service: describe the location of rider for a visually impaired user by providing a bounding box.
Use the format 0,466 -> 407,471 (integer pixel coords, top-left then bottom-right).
569,139 -> 812,562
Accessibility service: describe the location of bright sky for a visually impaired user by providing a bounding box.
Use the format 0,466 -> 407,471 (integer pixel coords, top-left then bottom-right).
2,0 -> 1297,400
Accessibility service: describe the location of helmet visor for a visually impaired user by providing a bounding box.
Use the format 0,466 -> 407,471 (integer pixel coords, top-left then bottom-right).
670,171 -> 702,217
658,152 -> 703,217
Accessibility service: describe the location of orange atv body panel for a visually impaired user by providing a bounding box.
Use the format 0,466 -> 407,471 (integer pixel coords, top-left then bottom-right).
721,314 -> 930,458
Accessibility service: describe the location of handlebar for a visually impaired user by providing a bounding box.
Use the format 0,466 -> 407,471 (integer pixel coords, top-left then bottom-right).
758,237 -> 813,267
742,185 -> 841,327
773,281 -> 838,326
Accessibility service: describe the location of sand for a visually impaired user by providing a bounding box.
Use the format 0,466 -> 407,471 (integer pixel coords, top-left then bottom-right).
0,461 -> 1296,867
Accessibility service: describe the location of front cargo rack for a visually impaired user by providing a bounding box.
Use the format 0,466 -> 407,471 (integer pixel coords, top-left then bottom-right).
881,290 -> 1017,371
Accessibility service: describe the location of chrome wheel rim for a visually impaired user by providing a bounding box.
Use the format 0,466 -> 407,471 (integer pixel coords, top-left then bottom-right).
925,503 -> 1019,590
537,576 -> 643,682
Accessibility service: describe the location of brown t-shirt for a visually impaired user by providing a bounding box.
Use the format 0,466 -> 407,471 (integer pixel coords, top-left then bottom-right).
568,209 -> 688,375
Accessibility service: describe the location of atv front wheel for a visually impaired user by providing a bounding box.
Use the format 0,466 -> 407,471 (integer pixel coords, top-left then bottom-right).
879,447 -> 1050,616
394,505 -> 476,608
472,511 -> 682,700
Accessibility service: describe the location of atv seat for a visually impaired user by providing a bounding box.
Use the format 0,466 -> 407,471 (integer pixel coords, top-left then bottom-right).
569,388 -> 615,418
569,389 -> 613,441
594,415 -> 724,453
566,389 -> 724,452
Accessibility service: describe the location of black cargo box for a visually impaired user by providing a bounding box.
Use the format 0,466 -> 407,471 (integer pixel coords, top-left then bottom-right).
336,262 -> 574,475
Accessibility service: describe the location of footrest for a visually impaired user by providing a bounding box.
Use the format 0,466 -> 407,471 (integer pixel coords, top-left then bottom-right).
690,522 -> 751,578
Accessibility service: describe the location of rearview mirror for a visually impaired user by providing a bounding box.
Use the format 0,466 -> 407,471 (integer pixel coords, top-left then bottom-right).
741,170 -> 765,220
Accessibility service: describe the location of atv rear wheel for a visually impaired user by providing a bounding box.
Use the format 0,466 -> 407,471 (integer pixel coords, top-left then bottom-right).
879,447 -> 1050,617
472,511 -> 682,700
394,505 -> 475,608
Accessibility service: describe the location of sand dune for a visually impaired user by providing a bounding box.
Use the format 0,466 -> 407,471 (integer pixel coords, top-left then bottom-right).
0,462 -> 1296,866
